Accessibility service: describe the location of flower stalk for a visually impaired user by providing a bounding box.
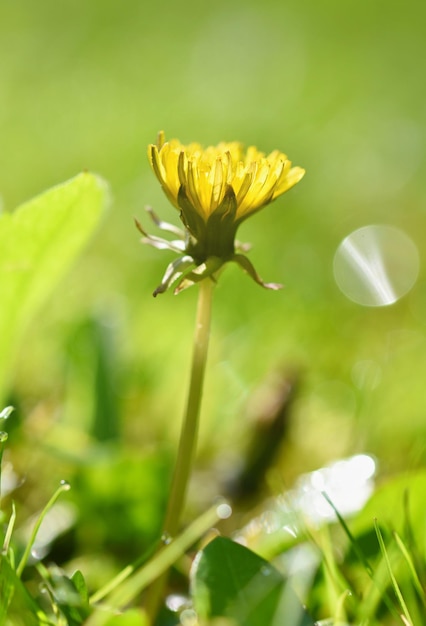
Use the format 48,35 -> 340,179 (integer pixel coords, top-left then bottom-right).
163,276 -> 214,538
145,276 -> 214,621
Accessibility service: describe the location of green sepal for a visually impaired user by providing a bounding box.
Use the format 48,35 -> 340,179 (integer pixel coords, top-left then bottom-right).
232,254 -> 282,290
153,255 -> 194,297
174,257 -> 225,294
144,205 -> 185,237
134,217 -> 186,253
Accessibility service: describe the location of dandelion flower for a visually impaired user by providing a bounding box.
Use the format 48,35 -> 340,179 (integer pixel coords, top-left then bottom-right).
138,131 -> 305,295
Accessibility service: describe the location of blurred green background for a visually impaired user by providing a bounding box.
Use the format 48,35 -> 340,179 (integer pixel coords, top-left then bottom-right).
1,0 -> 425,583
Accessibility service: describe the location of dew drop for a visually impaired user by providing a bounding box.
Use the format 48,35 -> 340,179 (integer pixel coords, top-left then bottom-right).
261,565 -> 272,576
161,532 -> 172,545
283,524 -> 298,539
334,225 -> 419,307
0,431 -> 8,443
59,480 -> 71,491
40,583 -> 49,595
166,593 -> 188,612
180,608 -> 198,626
0,406 -> 14,421
216,502 -> 232,519
31,547 -> 44,561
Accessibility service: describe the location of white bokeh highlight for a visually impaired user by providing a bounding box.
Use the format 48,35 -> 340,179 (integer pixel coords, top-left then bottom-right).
334,225 -> 419,307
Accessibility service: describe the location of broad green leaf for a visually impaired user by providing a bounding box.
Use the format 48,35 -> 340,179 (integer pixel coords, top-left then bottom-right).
191,536 -> 315,626
0,173 -> 109,401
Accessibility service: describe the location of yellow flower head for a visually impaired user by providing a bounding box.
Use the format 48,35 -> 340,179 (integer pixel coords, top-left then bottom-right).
139,132 -> 305,295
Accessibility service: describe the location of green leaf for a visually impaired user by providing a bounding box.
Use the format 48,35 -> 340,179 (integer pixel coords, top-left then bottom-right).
49,568 -> 91,626
0,554 -> 42,626
71,569 -> 90,609
191,537 -> 315,626
0,173 -> 110,401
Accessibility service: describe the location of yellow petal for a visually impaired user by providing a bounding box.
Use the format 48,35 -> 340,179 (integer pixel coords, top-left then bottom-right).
148,133 -> 304,226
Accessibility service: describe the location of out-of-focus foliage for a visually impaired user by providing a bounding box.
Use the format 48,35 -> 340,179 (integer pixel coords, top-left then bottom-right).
0,173 -> 109,401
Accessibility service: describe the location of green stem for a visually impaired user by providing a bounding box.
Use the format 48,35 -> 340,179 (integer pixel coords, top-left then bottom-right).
145,277 -> 215,621
16,480 -> 70,578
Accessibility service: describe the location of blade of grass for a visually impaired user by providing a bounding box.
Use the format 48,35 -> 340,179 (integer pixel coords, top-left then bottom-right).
318,523 -> 352,618
402,489 -> 426,595
321,491 -> 373,577
374,519 -> 414,626
322,491 -> 400,622
16,481 -> 71,578
2,501 -> 16,554
333,588 -> 351,624
393,531 -> 425,600
358,548 -> 403,623
0,407 -> 13,507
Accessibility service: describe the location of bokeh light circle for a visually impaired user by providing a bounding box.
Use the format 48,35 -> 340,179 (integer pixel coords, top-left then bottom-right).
333,225 -> 419,307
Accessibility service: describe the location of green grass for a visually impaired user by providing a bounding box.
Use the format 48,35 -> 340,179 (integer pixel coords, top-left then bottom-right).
2,433 -> 426,624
